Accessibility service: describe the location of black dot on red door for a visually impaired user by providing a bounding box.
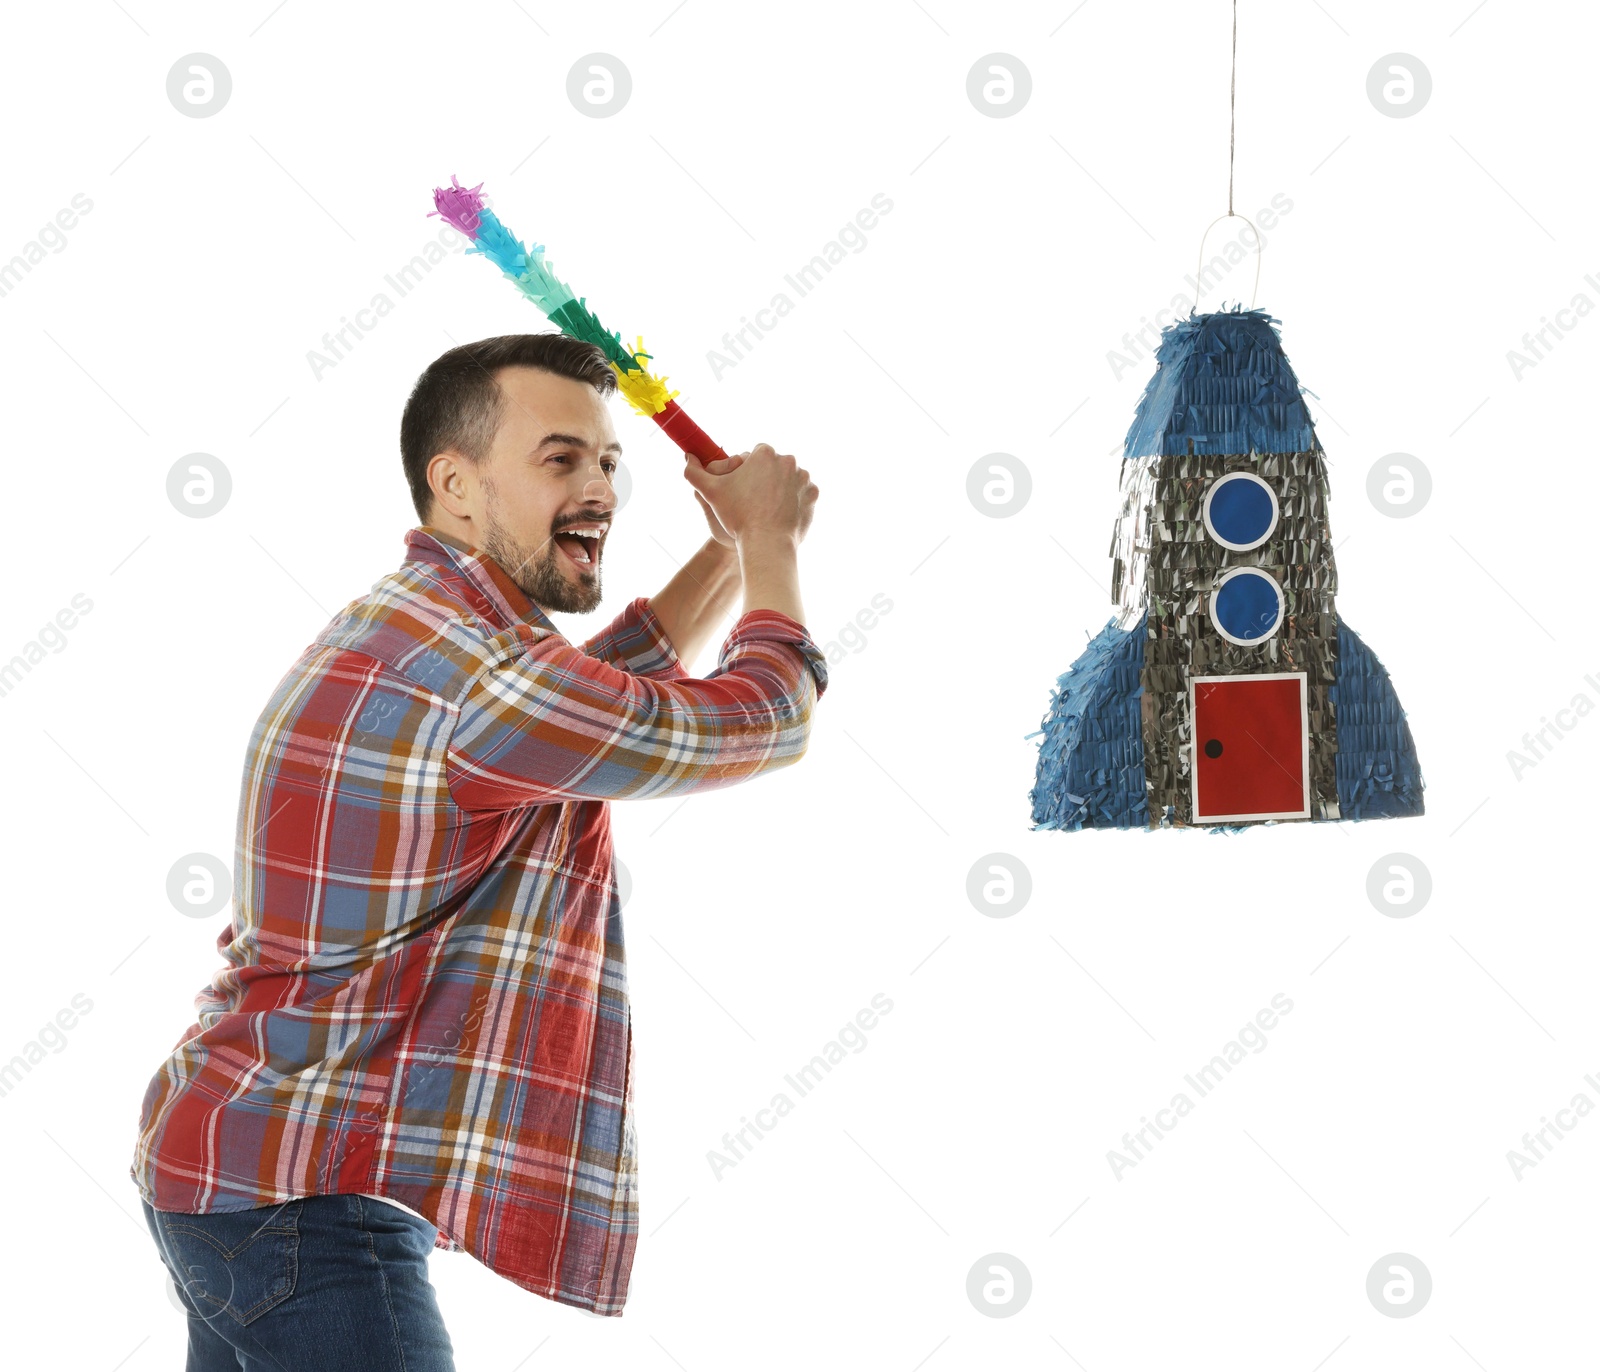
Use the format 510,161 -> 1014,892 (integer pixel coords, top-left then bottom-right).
1204,739 -> 1223,758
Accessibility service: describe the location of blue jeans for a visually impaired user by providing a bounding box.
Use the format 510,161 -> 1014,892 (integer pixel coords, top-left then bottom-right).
141,1193 -> 456,1371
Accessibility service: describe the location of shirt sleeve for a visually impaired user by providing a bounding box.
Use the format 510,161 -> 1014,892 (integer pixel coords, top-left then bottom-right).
447,609 -> 830,810
579,595 -> 690,680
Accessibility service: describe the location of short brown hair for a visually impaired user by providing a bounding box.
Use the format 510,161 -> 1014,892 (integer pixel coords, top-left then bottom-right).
399,333 -> 617,522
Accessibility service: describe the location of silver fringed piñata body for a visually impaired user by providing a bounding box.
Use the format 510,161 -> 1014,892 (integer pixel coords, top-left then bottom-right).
1029,308 -> 1424,831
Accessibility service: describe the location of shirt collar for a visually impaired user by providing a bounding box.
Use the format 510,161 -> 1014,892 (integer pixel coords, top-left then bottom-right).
403,526 -> 558,634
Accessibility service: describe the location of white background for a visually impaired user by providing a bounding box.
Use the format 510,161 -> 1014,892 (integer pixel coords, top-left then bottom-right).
1,1 -> 1594,1368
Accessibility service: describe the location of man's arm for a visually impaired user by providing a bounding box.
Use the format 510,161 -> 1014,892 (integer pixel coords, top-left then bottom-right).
646,536 -> 741,671
578,538 -> 736,679
447,612 -> 828,811
734,529 -> 805,625
578,598 -> 689,680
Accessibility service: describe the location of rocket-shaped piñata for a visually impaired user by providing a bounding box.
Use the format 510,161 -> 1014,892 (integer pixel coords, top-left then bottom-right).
1029,307 -> 1424,831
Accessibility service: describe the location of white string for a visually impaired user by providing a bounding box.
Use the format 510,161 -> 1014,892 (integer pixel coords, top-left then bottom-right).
1228,0 -> 1236,215
1193,0 -> 1261,310
1194,213 -> 1262,309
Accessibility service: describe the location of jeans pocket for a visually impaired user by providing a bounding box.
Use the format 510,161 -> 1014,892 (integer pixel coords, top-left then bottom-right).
159,1198 -> 303,1327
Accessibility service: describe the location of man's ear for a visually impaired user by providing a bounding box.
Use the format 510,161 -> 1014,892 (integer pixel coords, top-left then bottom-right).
426,450 -> 475,519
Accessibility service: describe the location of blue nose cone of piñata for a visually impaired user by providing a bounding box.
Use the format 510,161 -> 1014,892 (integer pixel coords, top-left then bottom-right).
1027,306 -> 1424,831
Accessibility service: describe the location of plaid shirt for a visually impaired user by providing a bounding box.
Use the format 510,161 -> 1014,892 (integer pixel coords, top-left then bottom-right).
130,526 -> 827,1316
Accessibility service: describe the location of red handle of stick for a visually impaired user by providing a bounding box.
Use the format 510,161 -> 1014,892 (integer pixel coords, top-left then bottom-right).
651,400 -> 728,465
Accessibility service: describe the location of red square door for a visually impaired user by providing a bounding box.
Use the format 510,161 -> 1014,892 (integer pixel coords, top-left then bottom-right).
1190,673 -> 1310,822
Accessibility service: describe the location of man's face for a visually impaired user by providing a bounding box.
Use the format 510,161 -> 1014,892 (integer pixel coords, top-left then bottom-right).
457,366 -> 621,615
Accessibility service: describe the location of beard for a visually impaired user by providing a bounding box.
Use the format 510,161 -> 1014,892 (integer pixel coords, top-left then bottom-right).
479,484 -> 602,615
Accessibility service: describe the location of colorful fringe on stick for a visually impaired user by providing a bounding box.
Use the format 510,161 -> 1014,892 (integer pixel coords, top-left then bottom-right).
428,175 -> 727,464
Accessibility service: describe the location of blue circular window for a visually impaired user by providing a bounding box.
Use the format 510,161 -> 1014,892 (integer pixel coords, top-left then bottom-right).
1203,472 -> 1278,551
1210,567 -> 1284,645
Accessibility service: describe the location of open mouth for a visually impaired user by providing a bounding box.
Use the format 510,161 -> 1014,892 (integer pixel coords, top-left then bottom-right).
553,526 -> 604,568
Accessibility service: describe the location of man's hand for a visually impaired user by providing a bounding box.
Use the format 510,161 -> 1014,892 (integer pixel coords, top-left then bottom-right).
682,443 -> 818,549
687,452 -> 744,549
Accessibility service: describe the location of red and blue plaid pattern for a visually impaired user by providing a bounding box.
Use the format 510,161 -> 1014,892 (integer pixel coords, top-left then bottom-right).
130,527 -> 827,1315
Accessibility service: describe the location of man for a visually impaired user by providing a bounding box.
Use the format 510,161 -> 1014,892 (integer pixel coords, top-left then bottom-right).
130,332 -> 825,1369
